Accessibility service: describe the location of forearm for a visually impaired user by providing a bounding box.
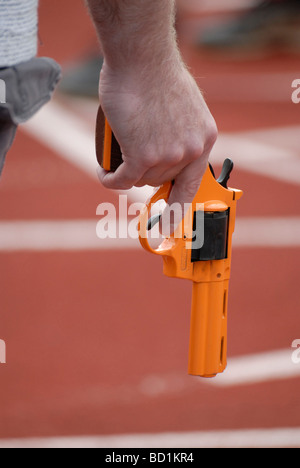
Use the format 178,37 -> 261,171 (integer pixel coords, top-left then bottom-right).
86,0 -> 181,71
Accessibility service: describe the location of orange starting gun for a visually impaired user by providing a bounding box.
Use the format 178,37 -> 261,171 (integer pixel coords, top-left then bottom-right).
96,110 -> 243,378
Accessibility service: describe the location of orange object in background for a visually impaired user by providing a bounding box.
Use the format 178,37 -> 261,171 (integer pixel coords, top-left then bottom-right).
97,112 -> 243,378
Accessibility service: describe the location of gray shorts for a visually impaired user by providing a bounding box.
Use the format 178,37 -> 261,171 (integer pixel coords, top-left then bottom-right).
0,57 -> 61,175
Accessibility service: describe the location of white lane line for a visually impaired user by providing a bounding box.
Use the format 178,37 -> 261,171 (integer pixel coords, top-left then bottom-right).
210,349 -> 300,388
211,131 -> 300,186
0,427 -> 299,448
234,217 -> 300,248
139,349 -> 300,392
23,100 -> 98,180
22,100 -> 300,195
242,126 -> 300,155
0,220 -> 139,251
0,217 -> 299,251
136,349 -> 300,395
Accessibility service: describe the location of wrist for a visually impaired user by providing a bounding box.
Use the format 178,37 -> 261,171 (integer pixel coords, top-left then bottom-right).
103,40 -> 181,74
99,49 -> 187,108
100,44 -> 183,82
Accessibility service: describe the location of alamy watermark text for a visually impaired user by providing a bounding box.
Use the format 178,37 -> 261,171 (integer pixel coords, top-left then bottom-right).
291,339 -> 300,364
96,195 -> 205,249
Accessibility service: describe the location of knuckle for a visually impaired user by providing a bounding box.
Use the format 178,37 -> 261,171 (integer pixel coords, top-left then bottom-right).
100,177 -> 114,189
143,148 -> 185,169
187,142 -> 204,162
205,120 -> 218,149
185,123 -> 218,163
142,149 -> 159,169
182,137 -> 204,162
166,149 -> 184,166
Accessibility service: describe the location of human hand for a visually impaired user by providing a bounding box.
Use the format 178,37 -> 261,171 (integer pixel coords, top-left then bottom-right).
96,58 -> 218,231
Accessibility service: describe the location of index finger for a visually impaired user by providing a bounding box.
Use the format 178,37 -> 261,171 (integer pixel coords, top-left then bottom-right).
160,156 -> 208,236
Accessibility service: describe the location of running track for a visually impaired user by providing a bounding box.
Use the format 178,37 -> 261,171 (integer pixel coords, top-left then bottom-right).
0,0 -> 299,448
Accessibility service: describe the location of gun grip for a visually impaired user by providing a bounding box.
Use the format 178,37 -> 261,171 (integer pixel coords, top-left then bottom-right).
96,107 -> 123,172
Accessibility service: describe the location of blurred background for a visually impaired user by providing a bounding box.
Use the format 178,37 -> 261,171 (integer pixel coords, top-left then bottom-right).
0,0 -> 300,448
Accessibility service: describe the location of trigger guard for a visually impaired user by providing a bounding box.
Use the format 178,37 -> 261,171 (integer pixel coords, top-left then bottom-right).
138,182 -> 172,255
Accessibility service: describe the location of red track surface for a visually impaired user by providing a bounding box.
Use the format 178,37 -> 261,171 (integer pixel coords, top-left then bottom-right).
0,0 -> 300,445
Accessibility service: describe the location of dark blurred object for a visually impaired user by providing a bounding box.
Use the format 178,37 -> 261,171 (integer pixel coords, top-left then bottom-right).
197,0 -> 300,55
59,54 -> 103,98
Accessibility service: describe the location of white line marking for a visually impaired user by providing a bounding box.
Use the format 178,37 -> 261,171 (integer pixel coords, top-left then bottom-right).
138,348 -> 300,393
135,349 -> 300,396
0,220 -> 139,251
22,100 -> 300,194
0,217 -> 299,251
210,349 -> 300,387
234,217 -> 300,248
137,349 -> 300,392
243,126 -> 300,154
0,427 -> 299,448
23,100 -> 98,180
211,131 -> 300,186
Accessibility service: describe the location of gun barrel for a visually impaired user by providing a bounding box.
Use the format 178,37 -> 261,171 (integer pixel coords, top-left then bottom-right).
188,279 -> 228,378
